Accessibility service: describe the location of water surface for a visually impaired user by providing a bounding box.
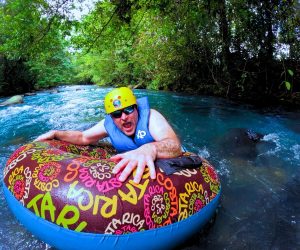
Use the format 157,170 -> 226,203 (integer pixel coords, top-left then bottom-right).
0,85 -> 299,249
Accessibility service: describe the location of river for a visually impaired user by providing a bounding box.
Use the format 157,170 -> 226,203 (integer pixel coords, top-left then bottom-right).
0,85 -> 299,249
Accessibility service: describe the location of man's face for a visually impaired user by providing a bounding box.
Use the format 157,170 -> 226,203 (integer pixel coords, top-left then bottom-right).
111,106 -> 138,136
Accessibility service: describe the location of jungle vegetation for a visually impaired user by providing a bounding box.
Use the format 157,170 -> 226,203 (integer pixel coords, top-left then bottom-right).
0,0 -> 299,105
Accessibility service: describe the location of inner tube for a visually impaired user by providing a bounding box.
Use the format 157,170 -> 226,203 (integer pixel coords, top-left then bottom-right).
3,140 -> 221,250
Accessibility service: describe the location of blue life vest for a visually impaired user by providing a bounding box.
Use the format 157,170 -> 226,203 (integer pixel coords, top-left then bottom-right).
104,97 -> 155,153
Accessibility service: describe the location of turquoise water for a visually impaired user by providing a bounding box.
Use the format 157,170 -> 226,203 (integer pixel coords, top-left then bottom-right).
0,85 -> 299,249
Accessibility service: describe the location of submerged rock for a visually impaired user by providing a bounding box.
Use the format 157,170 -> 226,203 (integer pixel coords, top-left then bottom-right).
245,129 -> 263,142
50,89 -> 60,94
0,95 -> 24,106
219,128 -> 276,159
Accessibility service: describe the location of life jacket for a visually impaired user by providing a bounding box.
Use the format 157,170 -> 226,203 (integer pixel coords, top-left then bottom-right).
104,97 -> 155,153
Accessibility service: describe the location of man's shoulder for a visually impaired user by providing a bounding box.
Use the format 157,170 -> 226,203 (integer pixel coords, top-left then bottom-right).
149,109 -> 167,124
150,108 -> 162,116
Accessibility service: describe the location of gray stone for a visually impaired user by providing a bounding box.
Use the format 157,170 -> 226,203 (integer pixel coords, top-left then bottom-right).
0,95 -> 24,106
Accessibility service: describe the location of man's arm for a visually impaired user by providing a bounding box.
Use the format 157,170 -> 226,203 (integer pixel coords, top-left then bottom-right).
148,109 -> 182,158
34,119 -> 108,145
111,109 -> 181,183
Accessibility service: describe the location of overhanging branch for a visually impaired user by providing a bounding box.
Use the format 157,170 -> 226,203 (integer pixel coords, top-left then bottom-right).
86,6 -> 119,53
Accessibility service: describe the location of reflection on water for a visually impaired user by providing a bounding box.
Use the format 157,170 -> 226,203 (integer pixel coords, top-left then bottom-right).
0,85 -> 299,249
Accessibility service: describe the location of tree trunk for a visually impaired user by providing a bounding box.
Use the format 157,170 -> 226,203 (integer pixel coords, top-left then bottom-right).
264,0 -> 275,61
218,0 -> 231,95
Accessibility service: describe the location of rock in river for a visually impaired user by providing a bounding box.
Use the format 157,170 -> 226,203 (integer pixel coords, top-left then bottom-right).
218,128 -> 276,160
0,95 -> 24,106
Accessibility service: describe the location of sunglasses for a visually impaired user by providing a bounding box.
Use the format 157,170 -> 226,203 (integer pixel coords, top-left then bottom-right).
110,105 -> 136,118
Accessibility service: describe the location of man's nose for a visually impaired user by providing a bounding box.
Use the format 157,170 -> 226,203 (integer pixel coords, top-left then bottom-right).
120,111 -> 128,120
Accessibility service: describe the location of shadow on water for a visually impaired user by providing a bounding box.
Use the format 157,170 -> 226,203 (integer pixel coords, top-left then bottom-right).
0,86 -> 300,249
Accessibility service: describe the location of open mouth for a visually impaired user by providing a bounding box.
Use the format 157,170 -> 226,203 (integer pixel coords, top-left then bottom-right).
123,122 -> 132,129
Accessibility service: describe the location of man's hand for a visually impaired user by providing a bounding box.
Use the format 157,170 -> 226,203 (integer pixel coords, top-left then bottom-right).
34,130 -> 56,141
34,120 -> 108,145
111,144 -> 157,184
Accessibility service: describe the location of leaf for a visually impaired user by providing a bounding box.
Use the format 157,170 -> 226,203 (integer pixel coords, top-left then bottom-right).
284,81 -> 291,91
288,69 -> 294,77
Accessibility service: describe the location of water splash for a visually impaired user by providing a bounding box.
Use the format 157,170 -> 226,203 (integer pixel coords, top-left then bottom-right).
197,146 -> 210,159
217,159 -> 231,177
260,133 -> 281,155
291,144 -> 300,160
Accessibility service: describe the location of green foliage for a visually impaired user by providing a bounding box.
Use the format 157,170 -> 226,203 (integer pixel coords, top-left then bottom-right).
280,62 -> 295,93
0,0 -> 78,94
0,0 -> 299,104
284,81 -> 291,91
71,1 -> 134,86
288,69 -> 294,77
27,48 -> 75,89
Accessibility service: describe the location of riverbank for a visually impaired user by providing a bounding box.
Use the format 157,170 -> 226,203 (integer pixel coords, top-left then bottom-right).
169,84 -> 300,111
1,82 -> 300,111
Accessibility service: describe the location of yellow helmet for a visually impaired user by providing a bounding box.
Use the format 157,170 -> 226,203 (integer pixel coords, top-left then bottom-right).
104,87 -> 137,114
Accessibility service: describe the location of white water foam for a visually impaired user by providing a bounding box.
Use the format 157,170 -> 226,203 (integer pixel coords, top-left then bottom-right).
262,133 -> 280,144
260,133 -> 281,155
217,159 -> 231,177
0,105 -> 32,118
291,144 -> 300,160
259,132 -> 300,164
197,146 -> 210,159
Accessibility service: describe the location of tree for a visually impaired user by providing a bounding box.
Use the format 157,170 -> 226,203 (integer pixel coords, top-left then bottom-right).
1,0 -> 299,104
0,0 -> 78,95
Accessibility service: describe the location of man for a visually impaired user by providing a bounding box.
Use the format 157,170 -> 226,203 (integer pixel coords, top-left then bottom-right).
35,87 -> 182,184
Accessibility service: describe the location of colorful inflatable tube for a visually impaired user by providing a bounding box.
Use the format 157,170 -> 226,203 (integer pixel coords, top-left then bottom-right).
3,140 -> 221,250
